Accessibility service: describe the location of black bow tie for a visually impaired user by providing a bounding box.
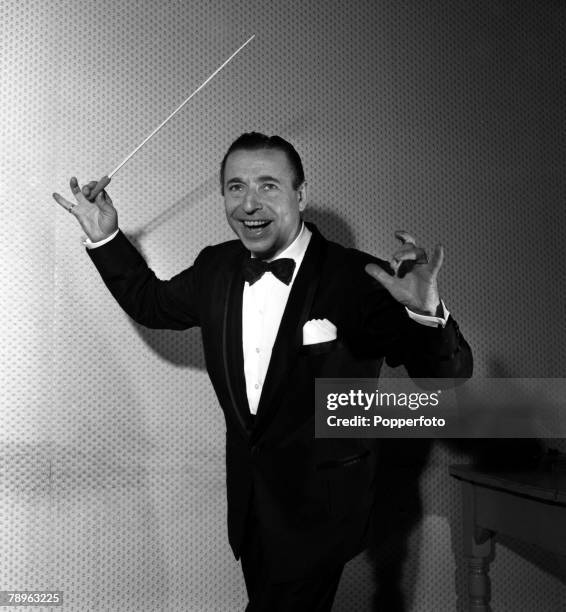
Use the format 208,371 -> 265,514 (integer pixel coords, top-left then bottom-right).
243,257 -> 296,286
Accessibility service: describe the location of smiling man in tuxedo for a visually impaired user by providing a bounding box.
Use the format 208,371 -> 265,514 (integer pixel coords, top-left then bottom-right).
53,132 -> 472,611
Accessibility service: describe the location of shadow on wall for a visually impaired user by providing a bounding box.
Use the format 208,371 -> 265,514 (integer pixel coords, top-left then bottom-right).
367,357 -> 554,611
303,204 -> 358,249
133,325 -> 206,369
131,174 -> 220,240
118,175 -> 219,370
369,438 -> 434,611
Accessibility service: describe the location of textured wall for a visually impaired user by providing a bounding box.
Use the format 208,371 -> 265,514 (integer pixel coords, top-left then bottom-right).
2,0 -> 565,610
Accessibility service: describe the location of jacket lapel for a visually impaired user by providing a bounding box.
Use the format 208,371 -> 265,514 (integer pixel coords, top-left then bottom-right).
222,252 -> 254,436
253,224 -> 326,432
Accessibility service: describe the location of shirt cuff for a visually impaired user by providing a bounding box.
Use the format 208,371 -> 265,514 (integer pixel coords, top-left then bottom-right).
83,229 -> 119,249
405,300 -> 449,328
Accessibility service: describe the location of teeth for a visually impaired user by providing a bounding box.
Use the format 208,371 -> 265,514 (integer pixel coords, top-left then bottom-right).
243,220 -> 269,227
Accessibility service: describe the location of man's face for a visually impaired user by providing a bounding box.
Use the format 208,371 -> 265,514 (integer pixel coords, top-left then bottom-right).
223,148 -> 307,260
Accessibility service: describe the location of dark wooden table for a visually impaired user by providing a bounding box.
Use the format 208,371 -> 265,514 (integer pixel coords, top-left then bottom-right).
450,465 -> 566,611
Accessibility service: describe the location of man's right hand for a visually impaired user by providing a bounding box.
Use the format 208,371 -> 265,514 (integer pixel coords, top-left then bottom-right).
52,177 -> 118,242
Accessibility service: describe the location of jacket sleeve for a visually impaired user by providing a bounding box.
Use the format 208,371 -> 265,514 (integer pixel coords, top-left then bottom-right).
386,313 -> 473,380
87,230 -> 205,330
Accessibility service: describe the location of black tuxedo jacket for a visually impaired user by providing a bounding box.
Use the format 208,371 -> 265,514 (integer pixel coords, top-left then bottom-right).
88,223 -> 472,581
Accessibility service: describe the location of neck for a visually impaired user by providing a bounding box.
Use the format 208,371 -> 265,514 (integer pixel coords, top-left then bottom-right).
252,221 -> 304,261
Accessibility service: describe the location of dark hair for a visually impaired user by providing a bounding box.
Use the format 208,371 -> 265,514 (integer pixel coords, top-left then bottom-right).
219,132 -> 305,194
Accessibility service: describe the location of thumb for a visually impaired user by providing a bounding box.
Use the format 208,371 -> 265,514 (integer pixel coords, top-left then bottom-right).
365,262 -> 395,290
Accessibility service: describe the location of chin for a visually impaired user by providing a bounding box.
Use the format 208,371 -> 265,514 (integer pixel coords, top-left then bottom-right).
238,235 -> 274,257
249,244 -> 275,258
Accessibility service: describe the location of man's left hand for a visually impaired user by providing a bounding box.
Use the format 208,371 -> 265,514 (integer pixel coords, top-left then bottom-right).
365,231 -> 442,316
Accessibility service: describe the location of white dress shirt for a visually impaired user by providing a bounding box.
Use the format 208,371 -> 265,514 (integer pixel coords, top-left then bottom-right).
242,223 -> 312,414
87,225 -> 449,415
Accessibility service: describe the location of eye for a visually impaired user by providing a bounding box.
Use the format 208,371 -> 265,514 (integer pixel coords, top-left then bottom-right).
228,184 -> 244,193
261,183 -> 278,191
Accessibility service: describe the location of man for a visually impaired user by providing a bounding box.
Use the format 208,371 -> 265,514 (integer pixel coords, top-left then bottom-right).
53,132 -> 472,611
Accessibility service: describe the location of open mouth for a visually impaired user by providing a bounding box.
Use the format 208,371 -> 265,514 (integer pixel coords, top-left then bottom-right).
241,220 -> 272,231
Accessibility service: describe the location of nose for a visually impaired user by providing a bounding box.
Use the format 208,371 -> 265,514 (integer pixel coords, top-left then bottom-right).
242,188 -> 261,213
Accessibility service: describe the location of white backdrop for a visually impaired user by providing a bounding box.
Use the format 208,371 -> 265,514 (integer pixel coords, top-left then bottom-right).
2,0 -> 565,609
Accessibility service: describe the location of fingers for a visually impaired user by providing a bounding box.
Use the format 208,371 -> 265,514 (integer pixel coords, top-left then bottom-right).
66,176 -> 111,207
79,176 -> 111,203
52,191 -> 76,214
53,177 -> 84,213
395,230 -> 417,246
82,181 -> 98,199
392,243 -> 444,278
54,177 -> 95,214
393,231 -> 425,263
89,175 -> 111,201
391,230 -> 435,276
69,176 -> 92,204
429,244 -> 444,275
392,244 -> 428,265
391,239 -> 427,277
70,176 -> 81,196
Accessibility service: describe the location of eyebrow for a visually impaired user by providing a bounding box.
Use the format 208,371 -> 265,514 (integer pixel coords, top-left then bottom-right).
226,175 -> 281,185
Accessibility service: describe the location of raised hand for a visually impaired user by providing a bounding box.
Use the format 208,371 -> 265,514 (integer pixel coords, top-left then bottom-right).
365,231 -> 443,316
52,177 -> 118,242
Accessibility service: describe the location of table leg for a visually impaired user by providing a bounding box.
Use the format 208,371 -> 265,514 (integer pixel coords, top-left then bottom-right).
462,482 -> 495,611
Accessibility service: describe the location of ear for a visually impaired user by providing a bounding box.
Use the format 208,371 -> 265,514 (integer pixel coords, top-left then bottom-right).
297,181 -> 308,213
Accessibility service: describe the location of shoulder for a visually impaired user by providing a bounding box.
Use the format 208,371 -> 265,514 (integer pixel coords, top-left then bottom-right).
305,230 -> 396,312
193,238 -> 246,270
322,237 -> 393,279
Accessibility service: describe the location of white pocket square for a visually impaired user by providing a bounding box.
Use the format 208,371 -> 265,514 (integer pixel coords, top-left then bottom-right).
302,319 -> 337,345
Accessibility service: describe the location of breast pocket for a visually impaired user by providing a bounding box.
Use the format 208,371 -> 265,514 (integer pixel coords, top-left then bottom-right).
299,340 -> 350,379
300,339 -> 338,356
